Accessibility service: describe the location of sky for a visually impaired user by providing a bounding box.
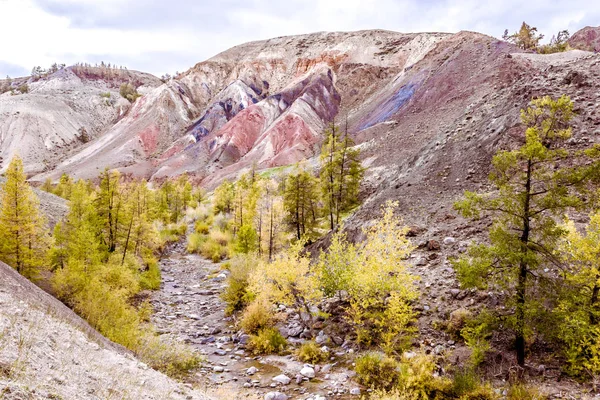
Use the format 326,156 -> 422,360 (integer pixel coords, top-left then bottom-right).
0,0 -> 598,78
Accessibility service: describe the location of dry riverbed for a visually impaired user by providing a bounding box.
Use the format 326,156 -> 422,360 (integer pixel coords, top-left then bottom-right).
150,240 -> 360,400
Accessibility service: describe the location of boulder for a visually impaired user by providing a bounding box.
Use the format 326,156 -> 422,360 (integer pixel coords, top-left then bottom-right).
272,374 -> 291,385
300,365 -> 316,378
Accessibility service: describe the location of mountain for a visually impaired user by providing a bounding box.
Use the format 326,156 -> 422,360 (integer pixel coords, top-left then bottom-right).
0,27 -> 597,227
569,26 -> 600,52
0,66 -> 162,176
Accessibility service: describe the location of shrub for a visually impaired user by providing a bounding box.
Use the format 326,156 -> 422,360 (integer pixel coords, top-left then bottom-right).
247,327 -> 287,355
461,322 -> 491,368
507,383 -> 545,400
355,352 -> 400,391
17,84 -> 28,94
240,299 -> 274,334
396,353 -> 448,399
136,333 -> 202,378
187,232 -> 206,253
297,341 -> 329,364
194,220 -> 210,235
450,368 -> 480,397
221,255 -> 255,315
119,82 -> 140,102
139,256 -> 161,290
199,238 -> 229,262
99,92 -> 111,98
447,308 -> 472,338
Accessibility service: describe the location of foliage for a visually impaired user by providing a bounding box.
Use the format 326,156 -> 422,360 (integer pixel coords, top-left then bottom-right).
297,341 -> 329,364
17,84 -> 28,94
461,321 -> 492,368
249,242 -> 322,332
452,95 -> 600,366
0,156 -> 51,278
234,224 -> 258,254
282,164 -> 320,240
247,327 -> 287,355
354,352 -> 400,391
239,299 -> 275,334
330,202 -> 417,353
221,254 -> 256,315
119,82 -> 140,102
213,180 -> 234,214
319,121 -> 364,231
539,30 -> 570,54
136,333 -> 202,378
317,228 -> 357,298
502,22 -> 544,50
507,383 -> 545,400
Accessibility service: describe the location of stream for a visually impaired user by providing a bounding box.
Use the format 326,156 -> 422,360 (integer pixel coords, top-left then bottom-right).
149,240 -> 358,400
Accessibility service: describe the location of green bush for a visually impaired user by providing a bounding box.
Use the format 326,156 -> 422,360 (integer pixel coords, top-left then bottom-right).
240,299 -> 274,334
297,341 -> 328,364
99,92 -> 111,98
247,327 -> 287,355
139,256 -> 161,290
221,255 -> 255,315
355,352 -> 400,391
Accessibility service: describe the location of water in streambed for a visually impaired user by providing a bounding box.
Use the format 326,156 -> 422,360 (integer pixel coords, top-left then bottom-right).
150,240 -> 357,400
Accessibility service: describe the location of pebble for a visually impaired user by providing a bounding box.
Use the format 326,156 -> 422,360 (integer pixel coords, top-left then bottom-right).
301,365 -> 315,378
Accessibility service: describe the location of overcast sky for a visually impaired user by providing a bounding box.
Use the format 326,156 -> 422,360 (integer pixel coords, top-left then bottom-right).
1,0 -> 598,78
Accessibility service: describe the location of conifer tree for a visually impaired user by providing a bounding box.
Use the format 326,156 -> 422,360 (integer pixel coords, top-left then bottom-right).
96,168 -> 124,253
0,156 -> 51,278
453,95 -> 600,367
319,120 -> 363,231
283,165 -> 320,240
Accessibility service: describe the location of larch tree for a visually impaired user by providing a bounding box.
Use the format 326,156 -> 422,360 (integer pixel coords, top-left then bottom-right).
319,120 -> 364,231
282,165 -> 320,240
0,156 -> 51,278
452,95 -> 600,367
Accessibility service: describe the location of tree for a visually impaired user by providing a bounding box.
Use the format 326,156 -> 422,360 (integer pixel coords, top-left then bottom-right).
453,95 -> 600,367
282,165 -> 320,240
0,156 -> 51,278
96,168 -> 124,253
319,120 -> 364,231
213,180 -> 234,214
503,22 -> 544,50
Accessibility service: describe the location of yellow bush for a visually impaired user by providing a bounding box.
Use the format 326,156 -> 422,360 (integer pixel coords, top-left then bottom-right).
194,220 -> 210,235
140,256 -> 161,290
297,341 -> 329,364
507,383 -> 545,400
210,229 -> 231,247
221,254 -> 256,315
247,327 -> 287,355
187,232 -> 207,253
355,352 -> 400,391
199,238 -> 229,262
240,299 -> 274,334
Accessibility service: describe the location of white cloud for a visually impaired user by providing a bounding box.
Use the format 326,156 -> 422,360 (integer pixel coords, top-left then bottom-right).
1,0 -> 598,77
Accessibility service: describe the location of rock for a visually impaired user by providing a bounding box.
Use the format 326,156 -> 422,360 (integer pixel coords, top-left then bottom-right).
300,365 -> 316,378
243,382 -> 252,388
287,325 -> 304,337
449,288 -> 460,298
443,237 -> 456,245
426,240 -> 440,251
415,257 -> 428,266
213,366 -> 224,373
350,387 -> 361,395
273,374 -> 291,385
214,273 -> 227,281
296,374 -> 304,384
238,334 -> 250,345
265,392 -> 288,400
434,344 -> 445,355
315,331 -> 329,344
247,366 -> 258,375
